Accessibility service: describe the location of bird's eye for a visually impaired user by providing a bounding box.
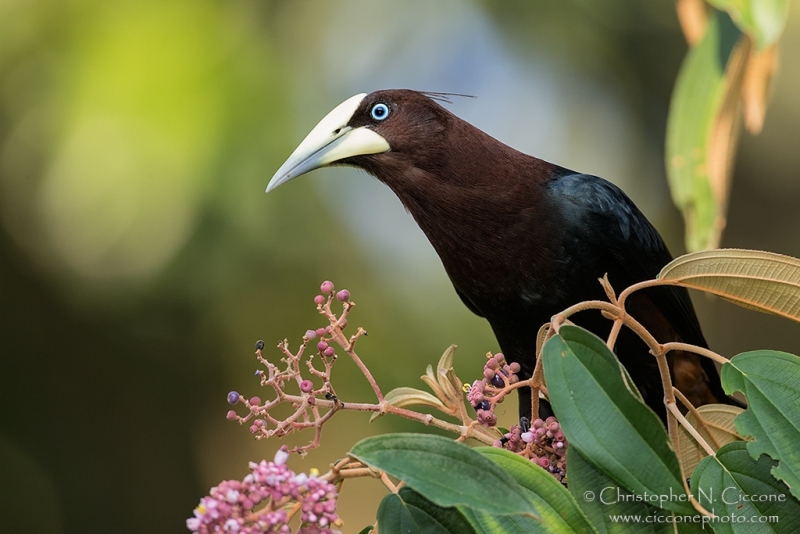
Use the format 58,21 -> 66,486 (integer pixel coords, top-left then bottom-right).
370,103 -> 390,121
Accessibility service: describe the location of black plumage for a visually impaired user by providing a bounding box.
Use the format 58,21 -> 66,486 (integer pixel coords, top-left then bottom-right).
268,89 -> 738,421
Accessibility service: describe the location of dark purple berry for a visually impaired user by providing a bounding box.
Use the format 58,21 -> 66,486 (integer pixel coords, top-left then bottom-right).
254,340 -> 265,350
475,400 -> 491,411
227,391 -> 240,405
490,373 -> 505,387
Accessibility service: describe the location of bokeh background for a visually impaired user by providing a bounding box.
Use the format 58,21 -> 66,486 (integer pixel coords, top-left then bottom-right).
2,0 -> 799,532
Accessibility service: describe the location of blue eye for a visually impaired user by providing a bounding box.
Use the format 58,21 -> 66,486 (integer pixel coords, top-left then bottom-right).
370,103 -> 390,121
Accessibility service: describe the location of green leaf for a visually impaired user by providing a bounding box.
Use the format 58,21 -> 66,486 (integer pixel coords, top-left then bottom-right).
658,249 -> 800,323
349,433 -> 538,517
357,527 -> 375,534
376,487 -> 476,534
721,350 -> 800,500
458,506 -> 542,534
568,447 -> 701,534
477,447 -> 597,534
707,0 -> 790,49
542,325 -> 693,514
691,441 -> 800,533
666,10 -> 745,251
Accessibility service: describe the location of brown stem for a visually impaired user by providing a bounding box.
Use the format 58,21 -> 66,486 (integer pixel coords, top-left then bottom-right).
661,342 -> 729,366
673,388 -> 723,449
667,401 -> 716,457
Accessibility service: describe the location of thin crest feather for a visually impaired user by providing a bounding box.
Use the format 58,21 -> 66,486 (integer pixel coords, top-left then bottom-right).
420,91 -> 476,104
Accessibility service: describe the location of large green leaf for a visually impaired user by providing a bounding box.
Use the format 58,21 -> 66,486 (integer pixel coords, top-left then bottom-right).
707,0 -> 790,49
658,249 -> 800,323
376,487 -> 476,534
349,433 -> 537,517
568,447 -> 701,534
666,10 -> 744,252
542,326 -> 693,514
691,441 -> 800,533
478,447 -> 597,534
721,351 -> 800,500
458,506 -> 542,534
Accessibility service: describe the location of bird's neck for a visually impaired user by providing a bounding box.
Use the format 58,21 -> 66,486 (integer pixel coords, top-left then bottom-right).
369,129 -> 565,309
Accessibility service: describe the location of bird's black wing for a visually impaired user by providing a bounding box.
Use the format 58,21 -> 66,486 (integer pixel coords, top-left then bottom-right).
548,172 -> 707,348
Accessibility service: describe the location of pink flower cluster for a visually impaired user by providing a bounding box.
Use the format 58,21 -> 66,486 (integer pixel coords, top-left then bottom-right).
187,447 -> 339,533
494,416 -> 568,484
466,353 -> 521,428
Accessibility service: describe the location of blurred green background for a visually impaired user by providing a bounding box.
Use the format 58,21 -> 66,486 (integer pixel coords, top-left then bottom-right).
1,0 -> 799,532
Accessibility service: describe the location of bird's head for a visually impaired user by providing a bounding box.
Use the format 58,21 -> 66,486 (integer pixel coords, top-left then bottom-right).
267,89 -> 452,193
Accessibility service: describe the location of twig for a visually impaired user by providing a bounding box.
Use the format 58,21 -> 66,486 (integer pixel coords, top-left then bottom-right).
667,401 -> 716,457
673,388 -> 724,449
661,342 -> 729,366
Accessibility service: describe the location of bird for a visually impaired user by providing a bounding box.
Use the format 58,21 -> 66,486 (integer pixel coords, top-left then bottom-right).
267,89 -> 739,422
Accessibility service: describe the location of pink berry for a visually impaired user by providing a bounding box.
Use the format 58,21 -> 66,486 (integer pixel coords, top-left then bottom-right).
320,280 -> 334,293
536,457 -> 550,468
249,396 -> 261,406
317,341 -> 329,352
509,362 -> 521,373
323,346 -> 335,357
249,425 -> 258,434
315,328 -> 326,337
336,289 -> 350,301
300,380 -> 313,393
483,368 -> 495,379
305,329 -> 317,339
226,410 -> 237,420
314,295 -> 325,305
